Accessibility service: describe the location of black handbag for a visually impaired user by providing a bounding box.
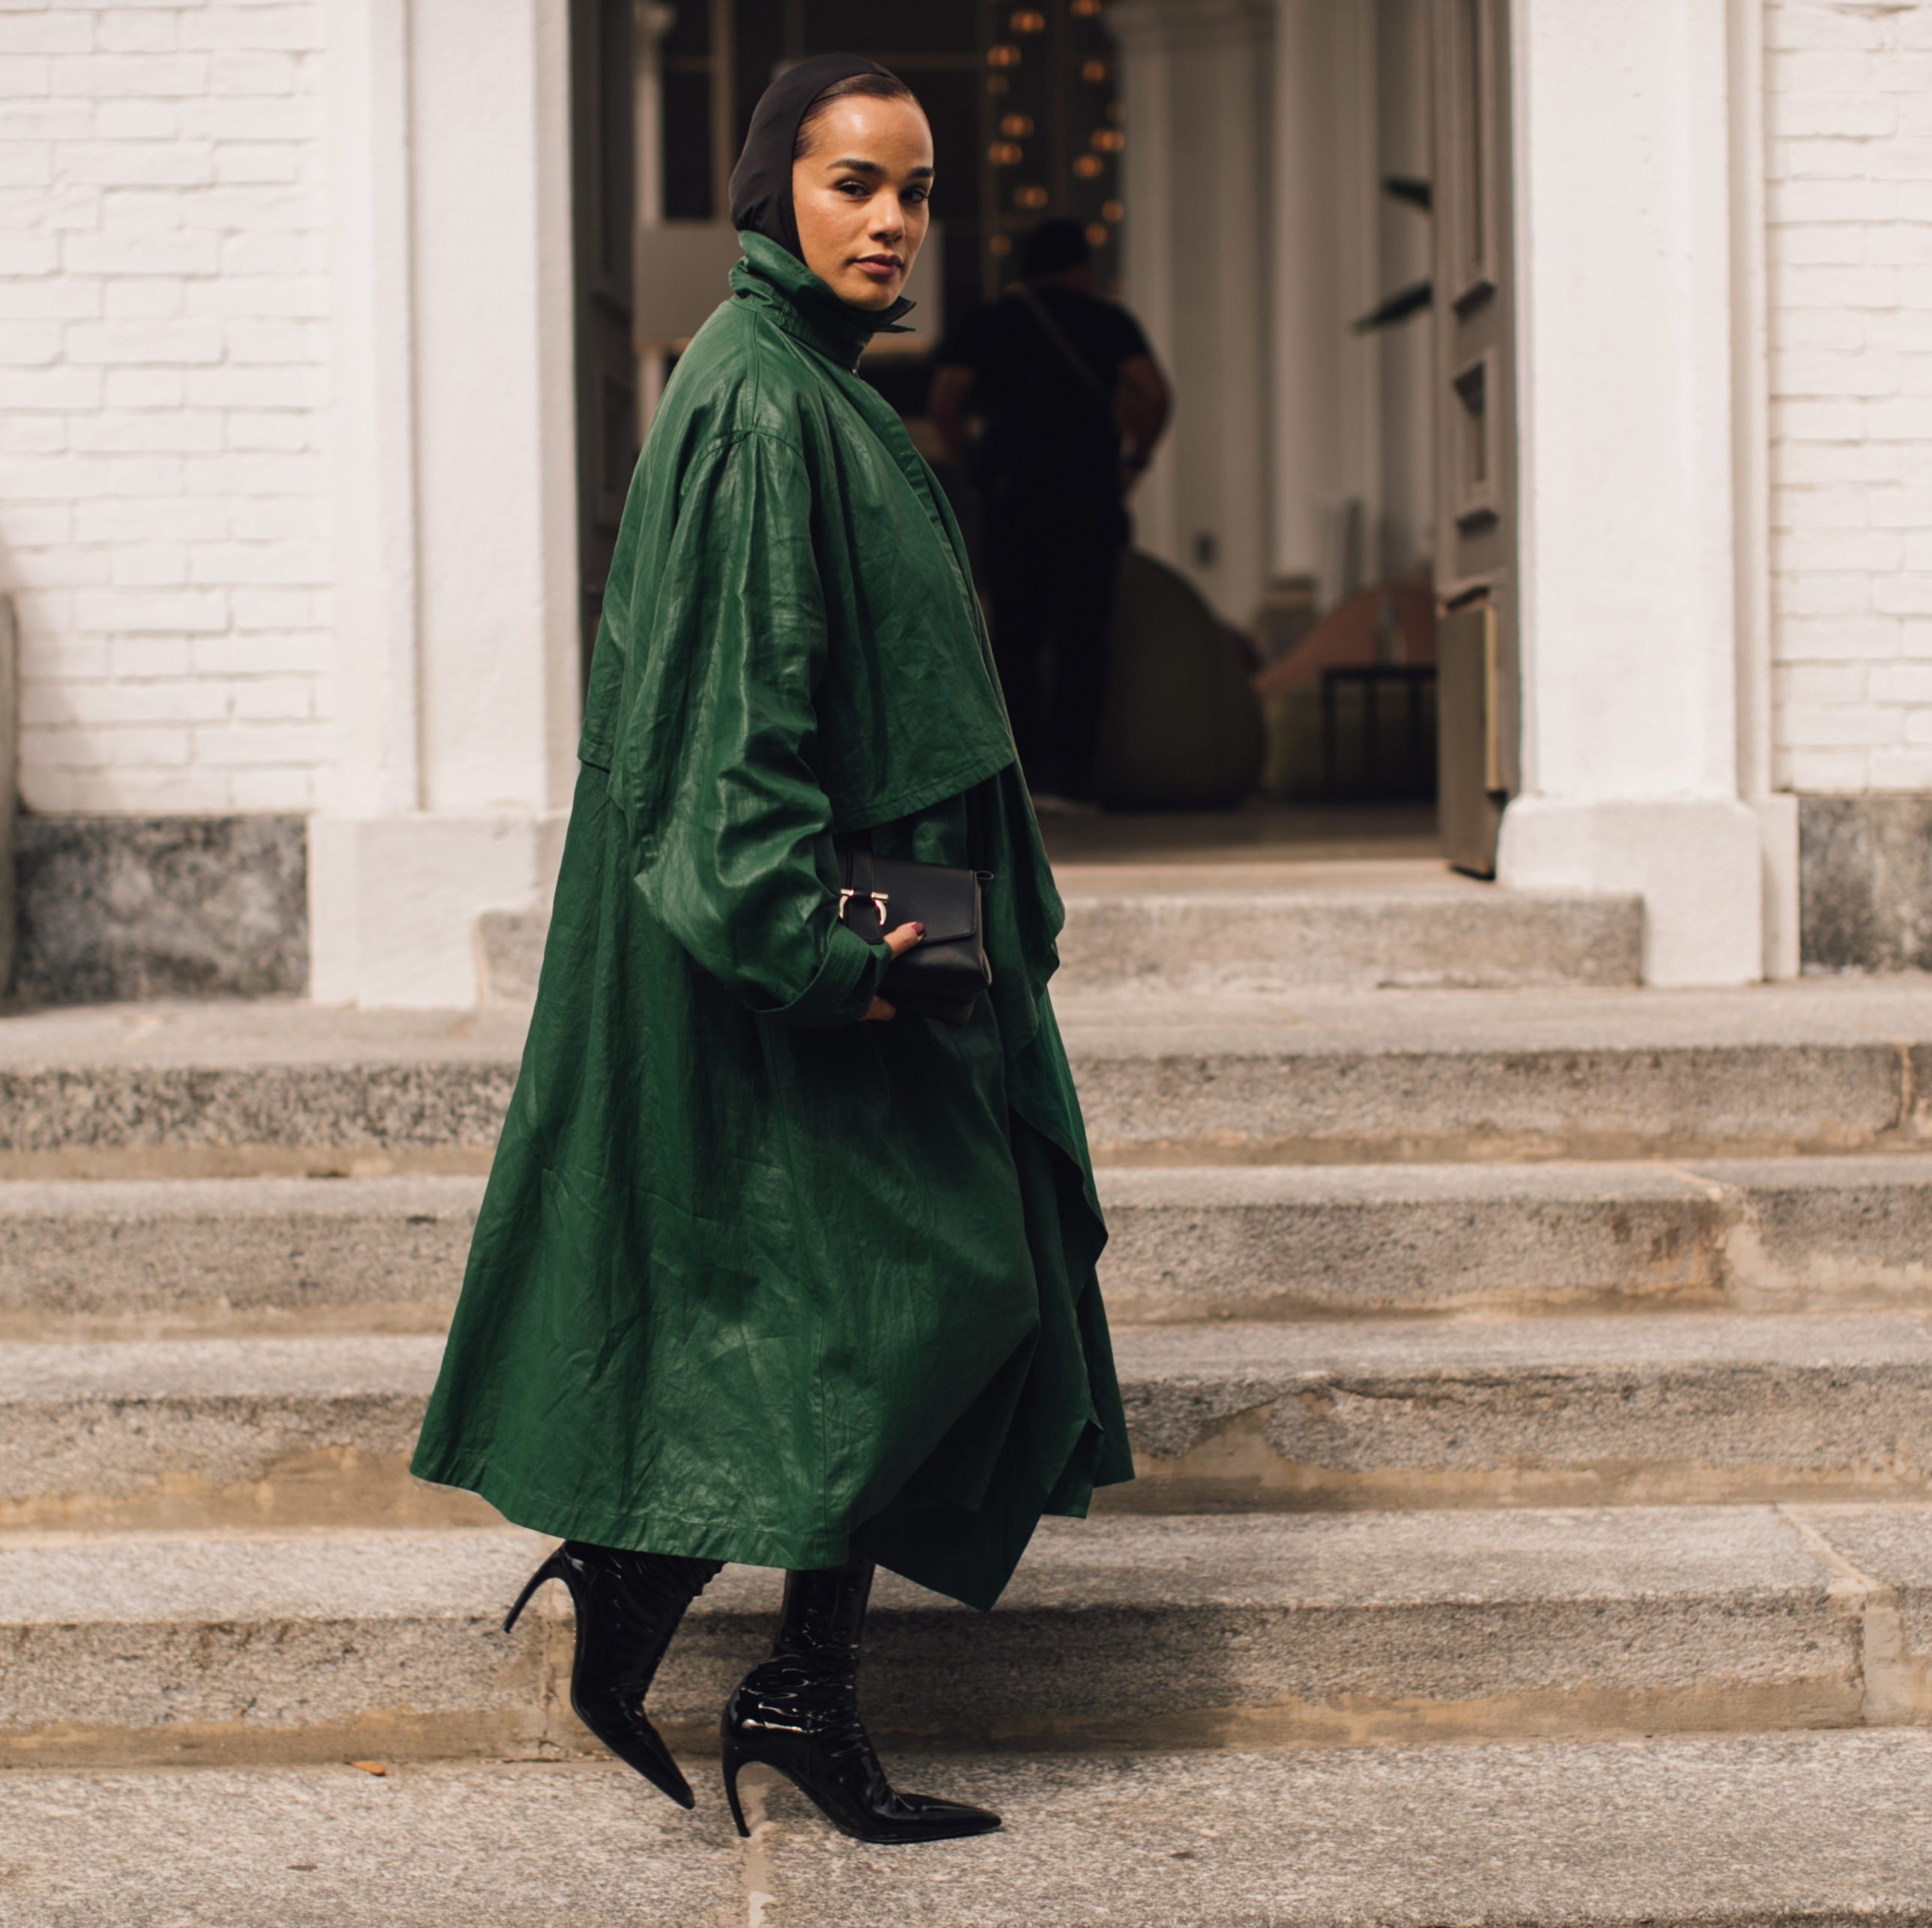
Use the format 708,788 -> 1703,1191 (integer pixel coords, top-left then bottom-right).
834,840 -> 993,1025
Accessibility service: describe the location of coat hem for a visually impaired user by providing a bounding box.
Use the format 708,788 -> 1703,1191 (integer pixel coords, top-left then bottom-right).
408,1453 -> 867,1574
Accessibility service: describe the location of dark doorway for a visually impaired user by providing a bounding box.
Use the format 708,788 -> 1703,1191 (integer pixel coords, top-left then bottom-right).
651,2 -> 1124,415
569,0 -> 638,685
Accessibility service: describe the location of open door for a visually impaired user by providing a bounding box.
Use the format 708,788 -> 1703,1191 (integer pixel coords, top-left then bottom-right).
1431,0 -> 1518,877
569,0 -> 637,685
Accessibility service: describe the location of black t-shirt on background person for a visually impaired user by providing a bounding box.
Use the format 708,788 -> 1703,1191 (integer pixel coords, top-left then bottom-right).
935,285 -> 1151,527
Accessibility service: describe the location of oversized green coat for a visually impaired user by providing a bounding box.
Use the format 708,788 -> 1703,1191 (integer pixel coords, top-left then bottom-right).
411,233 -> 1133,1612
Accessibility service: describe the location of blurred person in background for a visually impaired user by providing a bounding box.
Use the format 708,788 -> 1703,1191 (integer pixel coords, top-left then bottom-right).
930,218 -> 1170,811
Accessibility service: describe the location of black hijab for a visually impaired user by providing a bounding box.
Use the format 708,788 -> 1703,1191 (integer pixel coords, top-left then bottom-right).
727,53 -> 901,262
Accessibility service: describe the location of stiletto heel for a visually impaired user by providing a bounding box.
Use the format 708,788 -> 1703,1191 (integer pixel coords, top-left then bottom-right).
503,1541 -> 721,1810
721,1558 -> 1000,1846
721,1734 -> 751,1839
501,1549 -> 563,1634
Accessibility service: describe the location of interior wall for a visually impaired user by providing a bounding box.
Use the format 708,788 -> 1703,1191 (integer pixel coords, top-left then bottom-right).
1268,0 -> 1379,600
1113,0 -> 1276,630
1373,0 -> 1435,582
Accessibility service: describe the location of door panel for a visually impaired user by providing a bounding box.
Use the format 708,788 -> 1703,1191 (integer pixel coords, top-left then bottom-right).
1431,0 -> 1517,876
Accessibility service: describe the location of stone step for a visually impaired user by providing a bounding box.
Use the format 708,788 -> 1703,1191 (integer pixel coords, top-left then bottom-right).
479,869 -> 1643,1006
0,1175 -> 482,1338
1054,870 -> 1644,993
4,1503 -> 1925,1768
8,980 -> 1932,1176
13,1155 -> 1932,1339
0,1001 -> 524,1179
1066,979 -> 1932,1165
1114,1312 -> 1932,1512
1106,1156 -> 1932,1322
13,1731 -> 1932,1927
7,1315 -> 1932,1530
0,1333 -> 458,1534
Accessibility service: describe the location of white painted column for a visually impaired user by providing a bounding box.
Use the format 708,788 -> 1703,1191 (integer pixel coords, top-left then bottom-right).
1110,0 -> 1275,626
410,0 -> 580,818
324,0 -> 422,825
314,0 -> 579,1007
1497,0 -> 1775,986
1727,0 -> 1799,979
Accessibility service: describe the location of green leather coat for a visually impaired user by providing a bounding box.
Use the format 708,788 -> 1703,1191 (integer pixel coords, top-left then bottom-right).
410,234 -> 1132,1610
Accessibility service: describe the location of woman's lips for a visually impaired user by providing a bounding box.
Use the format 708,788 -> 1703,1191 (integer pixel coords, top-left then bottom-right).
853,257 -> 901,282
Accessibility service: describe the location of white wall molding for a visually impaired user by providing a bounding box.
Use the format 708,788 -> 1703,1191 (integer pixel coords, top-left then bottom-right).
1500,797 -> 1766,986
313,0 -> 580,1006
1728,0 -> 1799,980
327,0 -> 423,819
310,808 -> 566,1007
1500,0 -> 1765,985
408,0 -> 579,816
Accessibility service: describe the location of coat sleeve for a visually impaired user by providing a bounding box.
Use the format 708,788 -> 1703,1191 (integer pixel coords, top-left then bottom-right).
609,426 -> 890,1028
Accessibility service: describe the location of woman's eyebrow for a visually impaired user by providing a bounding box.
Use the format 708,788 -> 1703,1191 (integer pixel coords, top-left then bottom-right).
825,157 -> 936,181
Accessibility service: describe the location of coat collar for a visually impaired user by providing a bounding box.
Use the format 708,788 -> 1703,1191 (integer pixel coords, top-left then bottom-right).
728,230 -> 914,372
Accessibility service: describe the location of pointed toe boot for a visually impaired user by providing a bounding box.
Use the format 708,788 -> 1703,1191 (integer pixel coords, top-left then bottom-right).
503,1541 -> 721,1808
720,1557 -> 1002,1846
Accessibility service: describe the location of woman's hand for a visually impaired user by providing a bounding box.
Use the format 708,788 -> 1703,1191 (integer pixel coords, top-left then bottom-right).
861,921 -> 925,1022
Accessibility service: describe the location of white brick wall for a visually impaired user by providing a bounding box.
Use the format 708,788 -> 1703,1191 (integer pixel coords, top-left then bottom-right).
1768,0 -> 1932,792
0,3 -> 332,815
9,4 -> 1925,817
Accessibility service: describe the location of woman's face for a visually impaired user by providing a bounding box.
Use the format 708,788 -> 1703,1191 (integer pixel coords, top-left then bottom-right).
790,94 -> 933,311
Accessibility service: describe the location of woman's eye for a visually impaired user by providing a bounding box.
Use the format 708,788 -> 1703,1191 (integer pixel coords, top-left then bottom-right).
906,188 -> 930,206
837,180 -> 867,197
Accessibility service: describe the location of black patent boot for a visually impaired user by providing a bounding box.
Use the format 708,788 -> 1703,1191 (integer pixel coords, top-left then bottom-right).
503,1542 -> 721,1808
721,1556 -> 1002,1845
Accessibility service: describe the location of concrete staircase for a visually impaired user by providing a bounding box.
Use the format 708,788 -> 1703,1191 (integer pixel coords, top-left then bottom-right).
8,895 -> 1932,1921
479,858 -> 1645,1002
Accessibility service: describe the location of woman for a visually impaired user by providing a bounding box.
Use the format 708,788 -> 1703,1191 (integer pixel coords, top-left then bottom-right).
411,54 -> 1132,1847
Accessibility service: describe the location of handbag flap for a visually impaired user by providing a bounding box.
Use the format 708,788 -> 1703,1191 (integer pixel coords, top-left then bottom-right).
838,849 -> 984,947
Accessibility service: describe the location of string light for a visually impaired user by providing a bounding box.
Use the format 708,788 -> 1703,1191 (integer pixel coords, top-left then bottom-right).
971,0 -> 1121,284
